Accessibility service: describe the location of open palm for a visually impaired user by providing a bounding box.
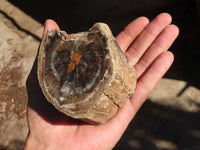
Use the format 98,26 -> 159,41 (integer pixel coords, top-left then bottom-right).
25,13 -> 179,150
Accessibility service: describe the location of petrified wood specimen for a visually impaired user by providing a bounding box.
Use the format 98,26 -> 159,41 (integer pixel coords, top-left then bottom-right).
37,23 -> 136,124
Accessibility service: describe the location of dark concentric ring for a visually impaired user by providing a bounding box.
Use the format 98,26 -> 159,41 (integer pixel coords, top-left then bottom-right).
50,32 -> 108,100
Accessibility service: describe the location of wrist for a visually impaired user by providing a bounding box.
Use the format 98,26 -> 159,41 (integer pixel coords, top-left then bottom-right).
24,133 -> 46,150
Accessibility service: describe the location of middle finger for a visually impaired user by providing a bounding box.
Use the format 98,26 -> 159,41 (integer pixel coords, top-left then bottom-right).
126,13 -> 172,65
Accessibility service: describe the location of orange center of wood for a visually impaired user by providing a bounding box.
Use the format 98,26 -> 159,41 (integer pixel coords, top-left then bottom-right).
67,52 -> 82,73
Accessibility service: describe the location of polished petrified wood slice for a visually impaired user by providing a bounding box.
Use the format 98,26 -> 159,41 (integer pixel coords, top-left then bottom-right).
37,23 -> 136,124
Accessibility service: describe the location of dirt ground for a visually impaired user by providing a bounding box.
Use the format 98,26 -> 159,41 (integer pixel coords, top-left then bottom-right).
0,0 -> 200,149
0,1 -> 41,149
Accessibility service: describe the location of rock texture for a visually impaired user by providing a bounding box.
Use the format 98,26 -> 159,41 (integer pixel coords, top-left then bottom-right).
0,10 -> 42,148
38,23 -> 136,124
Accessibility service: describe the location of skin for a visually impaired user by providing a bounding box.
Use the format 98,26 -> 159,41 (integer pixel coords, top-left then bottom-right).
24,13 -> 179,150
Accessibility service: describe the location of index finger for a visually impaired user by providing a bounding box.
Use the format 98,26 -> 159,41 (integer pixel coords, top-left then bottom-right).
116,17 -> 149,52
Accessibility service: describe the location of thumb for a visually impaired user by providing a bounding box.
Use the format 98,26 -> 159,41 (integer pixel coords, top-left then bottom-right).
43,19 -> 60,38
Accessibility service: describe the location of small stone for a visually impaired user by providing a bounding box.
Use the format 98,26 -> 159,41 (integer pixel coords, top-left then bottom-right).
11,99 -> 14,103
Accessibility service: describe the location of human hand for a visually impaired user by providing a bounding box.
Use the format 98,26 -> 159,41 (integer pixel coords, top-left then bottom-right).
24,13 -> 179,150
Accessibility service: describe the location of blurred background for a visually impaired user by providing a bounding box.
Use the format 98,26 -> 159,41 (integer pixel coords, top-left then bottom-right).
0,0 -> 200,149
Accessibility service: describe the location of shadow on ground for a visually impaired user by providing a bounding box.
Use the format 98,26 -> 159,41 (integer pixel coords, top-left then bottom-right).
115,100 -> 200,150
